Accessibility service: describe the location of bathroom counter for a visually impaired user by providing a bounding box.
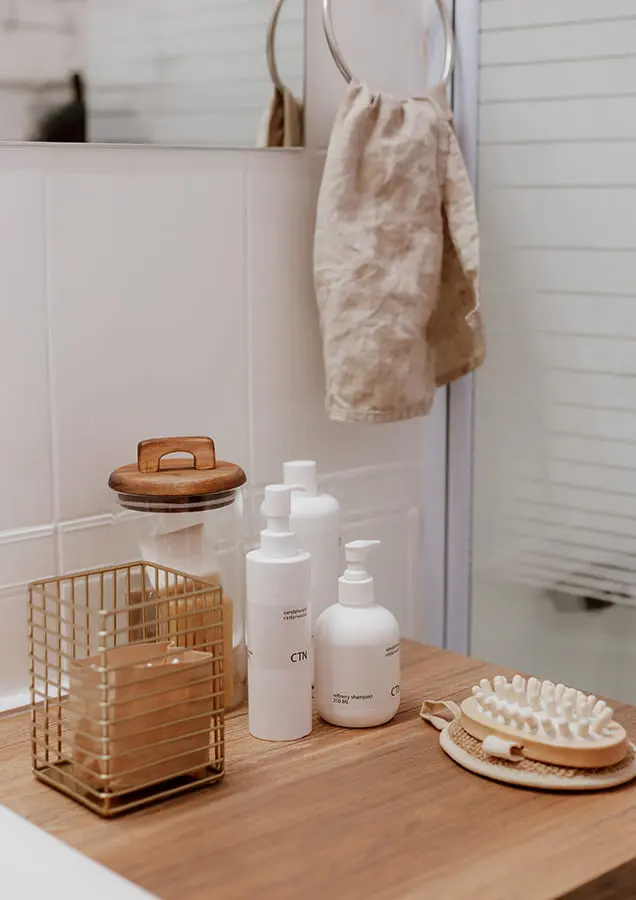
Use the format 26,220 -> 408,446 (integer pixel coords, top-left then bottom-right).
2,641 -> 636,900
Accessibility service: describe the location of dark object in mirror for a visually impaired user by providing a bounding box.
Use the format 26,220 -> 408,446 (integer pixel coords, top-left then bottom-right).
33,73 -> 86,143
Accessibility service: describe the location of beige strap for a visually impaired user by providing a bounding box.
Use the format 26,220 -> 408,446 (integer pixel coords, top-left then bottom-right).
419,699 -> 461,732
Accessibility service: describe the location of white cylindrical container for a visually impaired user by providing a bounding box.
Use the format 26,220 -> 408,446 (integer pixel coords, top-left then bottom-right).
247,484 -> 312,741
315,540 -> 400,728
261,461 -> 340,631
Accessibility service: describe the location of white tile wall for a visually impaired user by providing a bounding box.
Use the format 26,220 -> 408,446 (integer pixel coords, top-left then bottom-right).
0,588 -> 32,707
46,160 -> 248,520
0,170 -> 52,531
0,526 -> 56,589
0,0 -> 446,709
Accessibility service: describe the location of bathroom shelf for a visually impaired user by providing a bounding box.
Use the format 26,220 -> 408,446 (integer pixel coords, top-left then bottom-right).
1,641 -> 635,899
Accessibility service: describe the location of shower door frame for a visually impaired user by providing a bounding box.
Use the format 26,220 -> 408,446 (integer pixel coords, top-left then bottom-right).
418,0 -> 479,652
443,0 -> 480,653
416,0 -> 479,652
417,0 -> 456,649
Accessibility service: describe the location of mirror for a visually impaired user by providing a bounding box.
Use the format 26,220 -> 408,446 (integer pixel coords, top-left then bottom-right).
0,0 -> 305,148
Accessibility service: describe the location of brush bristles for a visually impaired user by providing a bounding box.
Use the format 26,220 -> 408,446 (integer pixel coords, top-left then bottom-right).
472,676 -> 616,741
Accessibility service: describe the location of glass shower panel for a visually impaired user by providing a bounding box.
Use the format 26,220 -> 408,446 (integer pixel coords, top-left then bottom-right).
471,1 -> 636,702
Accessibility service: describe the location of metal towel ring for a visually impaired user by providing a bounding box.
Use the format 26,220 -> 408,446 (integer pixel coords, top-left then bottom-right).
322,0 -> 455,89
267,0 -> 289,93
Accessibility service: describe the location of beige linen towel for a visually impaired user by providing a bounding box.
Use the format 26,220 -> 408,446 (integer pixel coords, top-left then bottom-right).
314,82 -> 485,423
257,87 -> 304,148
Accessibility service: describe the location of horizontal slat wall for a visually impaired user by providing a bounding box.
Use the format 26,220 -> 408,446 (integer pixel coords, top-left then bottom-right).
481,18 -> 636,65
482,248 -> 636,295
481,96 -> 636,143
473,0 -> 636,613
481,0 -> 636,31
481,56 -> 636,103
481,188 -> 636,249
479,144 -> 636,187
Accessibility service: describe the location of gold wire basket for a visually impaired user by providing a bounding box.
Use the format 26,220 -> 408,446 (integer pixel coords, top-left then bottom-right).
28,561 -> 225,817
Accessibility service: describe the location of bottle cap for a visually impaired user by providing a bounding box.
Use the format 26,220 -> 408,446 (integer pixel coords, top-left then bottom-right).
283,460 -> 317,497
339,540 -> 381,605
263,484 -> 295,523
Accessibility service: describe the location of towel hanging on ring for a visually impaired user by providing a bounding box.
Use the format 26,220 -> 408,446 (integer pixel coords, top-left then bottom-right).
313,1 -> 484,424
314,83 -> 485,423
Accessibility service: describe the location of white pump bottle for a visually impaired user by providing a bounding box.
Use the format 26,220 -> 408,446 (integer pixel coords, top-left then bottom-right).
260,461 -> 340,630
247,484 -> 312,741
314,540 -> 401,728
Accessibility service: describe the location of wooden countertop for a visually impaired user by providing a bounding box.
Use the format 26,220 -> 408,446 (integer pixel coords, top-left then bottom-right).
2,641 -> 636,900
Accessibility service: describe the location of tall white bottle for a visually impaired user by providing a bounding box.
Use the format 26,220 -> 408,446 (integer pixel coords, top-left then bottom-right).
314,540 -> 400,728
282,460 -> 341,629
247,484 -> 312,741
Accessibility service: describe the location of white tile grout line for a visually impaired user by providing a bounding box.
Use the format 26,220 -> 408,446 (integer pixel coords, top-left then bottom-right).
0,462 -> 425,542
0,524 -> 55,545
244,155 -> 257,486
41,170 -> 64,577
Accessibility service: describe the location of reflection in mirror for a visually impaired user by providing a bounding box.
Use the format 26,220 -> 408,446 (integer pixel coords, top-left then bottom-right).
0,0 -> 305,148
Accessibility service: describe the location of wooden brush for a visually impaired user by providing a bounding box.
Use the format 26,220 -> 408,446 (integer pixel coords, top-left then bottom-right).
461,675 -> 628,768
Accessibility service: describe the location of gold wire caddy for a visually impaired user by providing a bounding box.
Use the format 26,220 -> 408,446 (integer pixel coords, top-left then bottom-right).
28,561 -> 225,817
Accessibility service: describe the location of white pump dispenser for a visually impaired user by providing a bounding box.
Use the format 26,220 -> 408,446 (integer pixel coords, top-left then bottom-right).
338,539 -> 381,604
247,484 -> 312,741
314,540 -> 401,728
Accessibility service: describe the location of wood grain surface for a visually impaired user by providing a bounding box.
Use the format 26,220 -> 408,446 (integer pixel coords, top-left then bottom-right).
2,642 -> 636,900
138,437 -> 218,473
108,436 -> 246,497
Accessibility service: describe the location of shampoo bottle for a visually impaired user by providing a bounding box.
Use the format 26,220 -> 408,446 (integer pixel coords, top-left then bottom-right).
247,484 -> 312,741
314,540 -> 400,728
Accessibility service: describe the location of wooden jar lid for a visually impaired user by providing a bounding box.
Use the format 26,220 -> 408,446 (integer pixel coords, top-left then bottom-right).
108,437 -> 247,498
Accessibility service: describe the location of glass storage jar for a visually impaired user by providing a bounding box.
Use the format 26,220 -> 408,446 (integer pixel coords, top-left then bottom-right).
109,436 -> 247,709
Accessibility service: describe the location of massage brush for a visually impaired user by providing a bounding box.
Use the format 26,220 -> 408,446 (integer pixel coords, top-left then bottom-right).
461,675 -> 628,768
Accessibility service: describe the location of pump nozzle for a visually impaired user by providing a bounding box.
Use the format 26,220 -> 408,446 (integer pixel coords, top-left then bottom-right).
263,484 -> 297,525
339,540 -> 381,605
260,484 -> 305,557
343,540 -> 381,581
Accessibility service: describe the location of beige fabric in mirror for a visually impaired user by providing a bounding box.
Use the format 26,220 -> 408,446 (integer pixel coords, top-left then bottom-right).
257,88 -> 304,148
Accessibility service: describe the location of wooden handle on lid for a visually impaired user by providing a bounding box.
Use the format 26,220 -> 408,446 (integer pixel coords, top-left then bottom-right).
137,437 -> 217,474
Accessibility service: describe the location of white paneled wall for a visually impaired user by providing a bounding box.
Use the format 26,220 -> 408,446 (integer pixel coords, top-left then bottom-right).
0,0 -> 449,709
86,0 -> 305,145
472,0 -> 636,701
